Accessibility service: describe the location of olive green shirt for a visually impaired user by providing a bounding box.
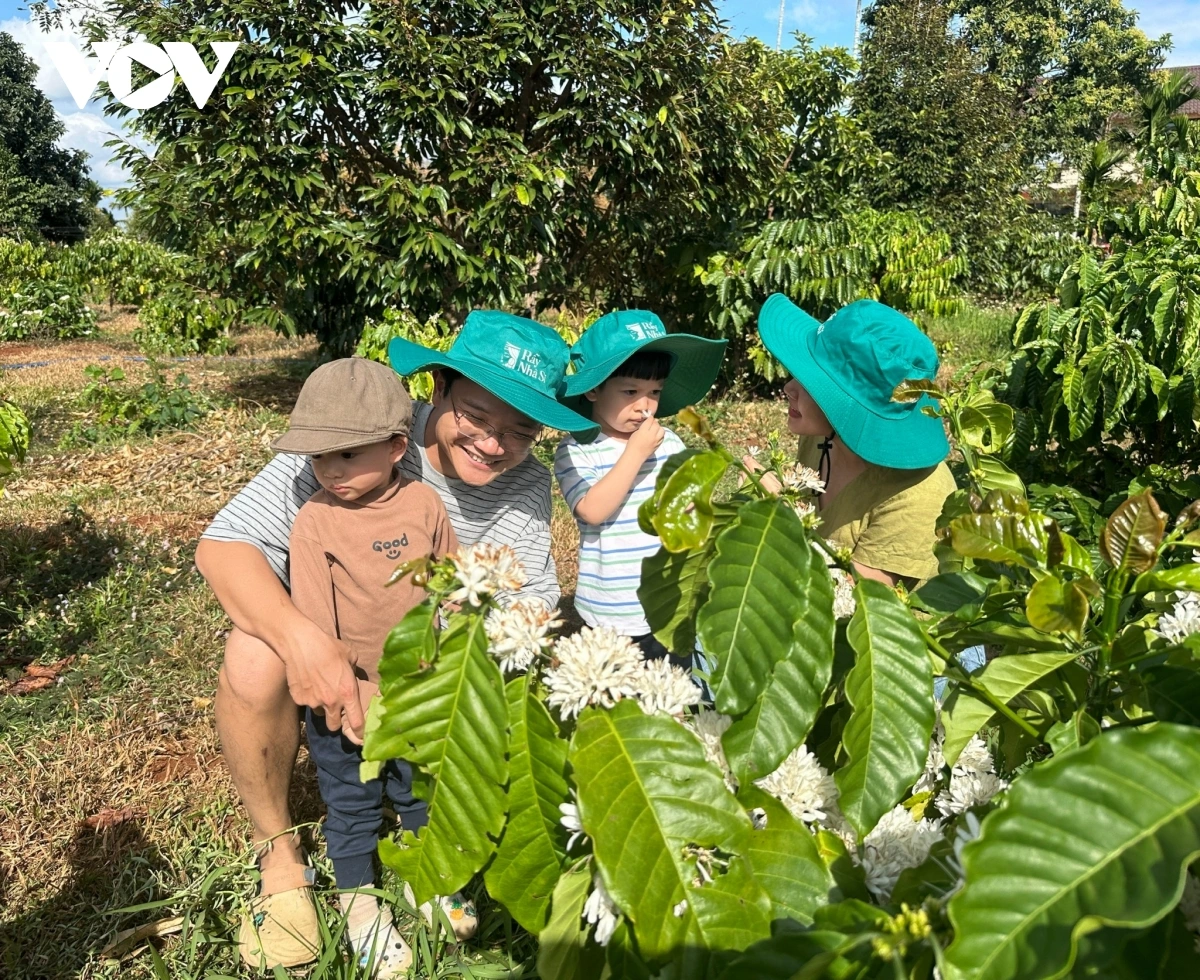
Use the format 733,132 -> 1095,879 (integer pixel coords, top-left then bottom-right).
798,437 -> 957,585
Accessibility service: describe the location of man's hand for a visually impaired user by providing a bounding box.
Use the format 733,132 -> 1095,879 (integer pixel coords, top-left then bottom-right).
279,618 -> 365,743
627,414 -> 665,461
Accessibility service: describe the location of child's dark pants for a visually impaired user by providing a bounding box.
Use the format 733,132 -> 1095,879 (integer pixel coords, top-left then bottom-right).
305,708 -> 428,889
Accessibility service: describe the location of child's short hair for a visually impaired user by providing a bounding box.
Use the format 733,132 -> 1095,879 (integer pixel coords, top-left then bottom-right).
606,349 -> 672,384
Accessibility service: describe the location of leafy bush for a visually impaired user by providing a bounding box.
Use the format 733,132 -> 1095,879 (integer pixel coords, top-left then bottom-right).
359,395 -> 1200,977
0,397 -> 30,492
1004,220 -> 1200,498
969,211 -> 1082,300
0,237 -> 53,294
0,279 -> 96,340
355,309 -> 453,401
55,232 -> 187,308
697,210 -> 966,385
133,285 -> 230,356
69,362 -> 211,443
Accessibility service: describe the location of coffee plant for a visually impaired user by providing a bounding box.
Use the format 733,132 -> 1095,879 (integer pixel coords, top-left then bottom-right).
133,284 -> 231,356
361,394 -> 1200,978
355,310 -> 454,402
69,362 -> 212,443
0,279 -> 96,340
0,397 -> 30,492
55,232 -> 187,309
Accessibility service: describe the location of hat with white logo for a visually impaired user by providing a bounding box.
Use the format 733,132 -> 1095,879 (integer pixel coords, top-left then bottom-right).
387,309 -> 598,435
561,309 -> 727,418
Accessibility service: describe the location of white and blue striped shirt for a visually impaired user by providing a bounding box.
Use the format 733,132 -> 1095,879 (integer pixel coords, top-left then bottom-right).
554,429 -> 686,636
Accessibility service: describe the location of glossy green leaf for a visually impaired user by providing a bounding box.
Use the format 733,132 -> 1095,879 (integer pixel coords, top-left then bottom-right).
1025,575 -> 1090,640
834,579 -> 936,838
1100,489 -> 1167,574
1132,562 -> 1200,594
701,499 -> 815,717
974,455 -> 1026,495
638,504 -> 738,654
950,512 -> 1048,569
714,930 -> 867,980
484,675 -> 570,933
946,724 -> 1200,980
814,828 -> 871,904
637,449 -> 699,536
722,530 -> 836,783
651,450 -> 730,552
378,597 -> 437,682
570,701 -> 770,963
371,615 -> 508,905
537,865 -> 606,980
941,652 -> 1077,765
738,787 -> 835,925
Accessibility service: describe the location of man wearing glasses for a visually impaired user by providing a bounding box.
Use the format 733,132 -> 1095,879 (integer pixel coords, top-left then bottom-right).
195,310 -> 597,968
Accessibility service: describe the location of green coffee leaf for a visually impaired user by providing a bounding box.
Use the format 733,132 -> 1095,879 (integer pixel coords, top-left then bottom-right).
946,724 -> 1200,980
835,579 -> 935,838
1100,489 -> 1167,573
484,675 -> 570,933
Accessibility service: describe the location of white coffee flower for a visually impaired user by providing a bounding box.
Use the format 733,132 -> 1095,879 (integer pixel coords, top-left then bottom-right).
913,719 -> 946,795
673,899 -> 689,917
485,600 -> 561,673
749,807 -> 768,829
543,627 -> 645,719
954,735 -> 996,775
781,463 -> 826,495
687,709 -> 736,791
756,744 -> 839,825
582,874 -> 620,946
830,567 -> 857,620
1156,591 -> 1200,643
937,770 -> 1007,816
559,800 -> 586,850
633,658 -> 701,717
861,805 -> 944,902
447,542 -> 527,606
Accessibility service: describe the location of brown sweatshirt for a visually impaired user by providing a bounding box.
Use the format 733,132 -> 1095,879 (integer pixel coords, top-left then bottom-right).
289,477 -> 458,683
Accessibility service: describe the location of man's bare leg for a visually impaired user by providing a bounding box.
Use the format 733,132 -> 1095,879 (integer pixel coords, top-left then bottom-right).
216,627 -> 304,872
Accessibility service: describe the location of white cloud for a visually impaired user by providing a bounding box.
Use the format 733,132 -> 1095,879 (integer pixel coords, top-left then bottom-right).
1,13 -> 138,189
1133,1 -> 1200,67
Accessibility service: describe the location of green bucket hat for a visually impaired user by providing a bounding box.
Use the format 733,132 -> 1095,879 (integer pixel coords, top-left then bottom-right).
387,310 -> 599,436
757,295 -> 949,469
560,309 -> 727,418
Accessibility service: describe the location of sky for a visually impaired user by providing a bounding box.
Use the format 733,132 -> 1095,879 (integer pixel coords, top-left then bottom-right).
1,0 -> 1198,194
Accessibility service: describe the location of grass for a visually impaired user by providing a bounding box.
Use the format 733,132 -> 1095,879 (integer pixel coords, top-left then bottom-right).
923,303 -> 1017,370
0,308 -> 788,979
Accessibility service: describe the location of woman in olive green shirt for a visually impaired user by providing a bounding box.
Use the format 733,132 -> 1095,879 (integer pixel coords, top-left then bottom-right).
751,295 -> 957,588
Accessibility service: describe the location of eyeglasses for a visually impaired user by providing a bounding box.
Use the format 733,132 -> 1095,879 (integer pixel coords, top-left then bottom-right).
449,394 -> 541,451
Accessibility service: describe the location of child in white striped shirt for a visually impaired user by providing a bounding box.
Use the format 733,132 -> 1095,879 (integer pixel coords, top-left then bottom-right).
554,310 -> 726,661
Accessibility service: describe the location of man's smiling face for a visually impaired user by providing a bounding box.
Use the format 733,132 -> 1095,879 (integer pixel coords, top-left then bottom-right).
425,374 -> 541,486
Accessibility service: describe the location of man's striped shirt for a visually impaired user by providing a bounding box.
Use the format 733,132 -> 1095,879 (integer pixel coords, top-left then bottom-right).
201,401 -> 559,610
554,429 -> 686,636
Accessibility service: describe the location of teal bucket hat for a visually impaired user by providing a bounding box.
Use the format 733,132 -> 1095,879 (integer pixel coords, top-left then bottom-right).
561,309 -> 727,418
757,295 -> 949,469
387,310 -> 599,436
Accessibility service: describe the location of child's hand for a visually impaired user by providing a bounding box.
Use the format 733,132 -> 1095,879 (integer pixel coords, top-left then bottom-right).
741,454 -> 783,495
628,414 -> 665,460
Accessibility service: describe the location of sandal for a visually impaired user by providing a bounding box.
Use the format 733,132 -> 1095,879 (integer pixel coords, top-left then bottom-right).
403,882 -> 478,941
347,908 -> 413,978
238,852 -> 320,969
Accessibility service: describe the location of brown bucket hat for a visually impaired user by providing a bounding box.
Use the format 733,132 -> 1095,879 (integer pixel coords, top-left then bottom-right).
273,357 -> 412,455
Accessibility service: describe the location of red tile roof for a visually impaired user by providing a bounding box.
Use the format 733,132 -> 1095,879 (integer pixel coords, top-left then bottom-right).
1173,65 -> 1200,119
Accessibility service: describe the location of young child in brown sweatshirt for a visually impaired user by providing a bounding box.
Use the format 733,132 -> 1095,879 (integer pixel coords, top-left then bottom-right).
273,357 -> 462,978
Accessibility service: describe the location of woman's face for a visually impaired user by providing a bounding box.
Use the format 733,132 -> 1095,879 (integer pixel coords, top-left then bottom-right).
783,378 -> 833,438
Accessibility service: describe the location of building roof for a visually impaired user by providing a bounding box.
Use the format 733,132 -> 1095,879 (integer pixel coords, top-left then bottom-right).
1173,65 -> 1200,119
